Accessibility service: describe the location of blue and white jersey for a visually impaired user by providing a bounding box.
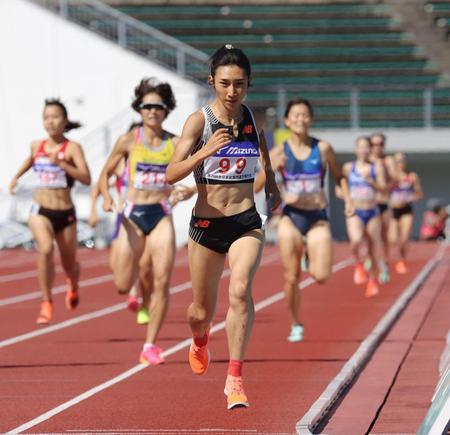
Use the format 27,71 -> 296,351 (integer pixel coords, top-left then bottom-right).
348,161 -> 376,201
281,138 -> 324,196
192,105 -> 260,184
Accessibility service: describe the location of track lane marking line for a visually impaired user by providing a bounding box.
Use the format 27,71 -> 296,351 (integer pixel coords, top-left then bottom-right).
0,253 -> 190,307
0,252 -> 280,349
6,257 -> 351,434
0,259 -> 109,283
0,274 -> 113,307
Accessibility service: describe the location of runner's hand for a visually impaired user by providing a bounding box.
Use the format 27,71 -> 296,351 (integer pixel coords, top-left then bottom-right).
9,177 -> 18,195
168,189 -> 180,207
271,150 -> 287,171
344,200 -> 355,217
88,212 -> 99,228
174,185 -> 195,202
102,195 -> 115,212
201,128 -> 232,159
265,171 -> 282,211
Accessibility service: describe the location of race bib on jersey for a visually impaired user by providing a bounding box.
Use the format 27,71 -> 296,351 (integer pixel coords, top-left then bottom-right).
391,189 -> 414,204
33,157 -> 68,188
133,162 -> 168,190
350,184 -> 375,201
203,141 -> 260,182
284,171 -> 322,195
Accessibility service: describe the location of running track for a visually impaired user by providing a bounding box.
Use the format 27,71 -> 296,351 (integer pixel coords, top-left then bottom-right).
0,242 -> 446,434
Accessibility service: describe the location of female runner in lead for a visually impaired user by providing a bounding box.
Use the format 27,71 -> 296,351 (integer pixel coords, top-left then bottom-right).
166,45 -> 280,410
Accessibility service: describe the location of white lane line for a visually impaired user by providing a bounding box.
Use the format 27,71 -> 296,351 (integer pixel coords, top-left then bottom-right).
66,430 -> 258,433
0,274 -> 113,307
0,259 -> 109,283
296,245 -> 446,435
6,258 -> 351,435
0,253 -> 191,307
0,252 -> 189,284
0,252 -> 280,349
0,303 -> 125,349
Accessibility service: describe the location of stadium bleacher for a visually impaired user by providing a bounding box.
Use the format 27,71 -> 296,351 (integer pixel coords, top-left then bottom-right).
424,1 -> 450,39
111,1 -> 450,129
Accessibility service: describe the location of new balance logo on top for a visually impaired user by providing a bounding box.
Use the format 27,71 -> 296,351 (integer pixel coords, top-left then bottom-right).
194,219 -> 211,229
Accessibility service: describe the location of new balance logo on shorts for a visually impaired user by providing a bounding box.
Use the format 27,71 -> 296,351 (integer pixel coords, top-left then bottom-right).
194,219 -> 211,229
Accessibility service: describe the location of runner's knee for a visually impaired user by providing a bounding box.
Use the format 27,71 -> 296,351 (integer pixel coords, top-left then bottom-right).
229,279 -> 251,308
114,278 -> 131,295
188,304 -> 210,324
284,270 -> 299,288
37,242 -> 54,257
311,268 -> 330,284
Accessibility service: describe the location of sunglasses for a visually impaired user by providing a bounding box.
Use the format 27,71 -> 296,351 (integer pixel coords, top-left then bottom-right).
139,103 -> 167,111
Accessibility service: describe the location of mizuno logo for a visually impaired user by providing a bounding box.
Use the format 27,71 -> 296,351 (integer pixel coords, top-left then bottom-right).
225,147 -> 258,155
133,211 -> 145,217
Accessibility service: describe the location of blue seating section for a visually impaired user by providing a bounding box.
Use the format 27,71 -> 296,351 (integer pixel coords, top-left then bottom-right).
113,2 -> 450,128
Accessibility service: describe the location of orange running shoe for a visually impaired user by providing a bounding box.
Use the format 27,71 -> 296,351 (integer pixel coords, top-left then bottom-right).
65,278 -> 79,311
36,301 -> 53,324
224,375 -> 249,410
65,263 -> 80,310
354,263 -> 368,285
395,260 -> 408,274
365,278 -> 379,298
188,328 -> 210,375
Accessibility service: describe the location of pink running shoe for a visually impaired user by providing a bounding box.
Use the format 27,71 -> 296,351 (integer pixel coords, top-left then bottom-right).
365,278 -> 380,298
127,295 -> 139,312
139,345 -> 165,365
354,263 -> 368,285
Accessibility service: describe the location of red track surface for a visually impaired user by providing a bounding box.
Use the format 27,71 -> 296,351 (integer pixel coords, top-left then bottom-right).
0,242 -> 444,434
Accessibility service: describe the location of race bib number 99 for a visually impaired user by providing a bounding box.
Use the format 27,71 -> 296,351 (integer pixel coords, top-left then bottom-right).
204,141 -> 259,182
134,162 -> 168,190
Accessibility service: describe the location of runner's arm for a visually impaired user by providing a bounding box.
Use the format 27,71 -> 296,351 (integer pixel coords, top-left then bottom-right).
166,112 -> 232,184
325,142 -> 353,215
412,172 -> 424,202
9,142 -> 36,194
98,135 -> 129,211
258,130 -> 281,210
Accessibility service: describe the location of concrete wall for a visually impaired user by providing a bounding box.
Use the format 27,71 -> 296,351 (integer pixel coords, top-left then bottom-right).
0,0 -> 205,187
0,0 -> 208,246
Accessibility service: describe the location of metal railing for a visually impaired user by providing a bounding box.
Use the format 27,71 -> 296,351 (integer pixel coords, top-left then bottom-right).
29,0 -> 209,83
252,84 -> 450,129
